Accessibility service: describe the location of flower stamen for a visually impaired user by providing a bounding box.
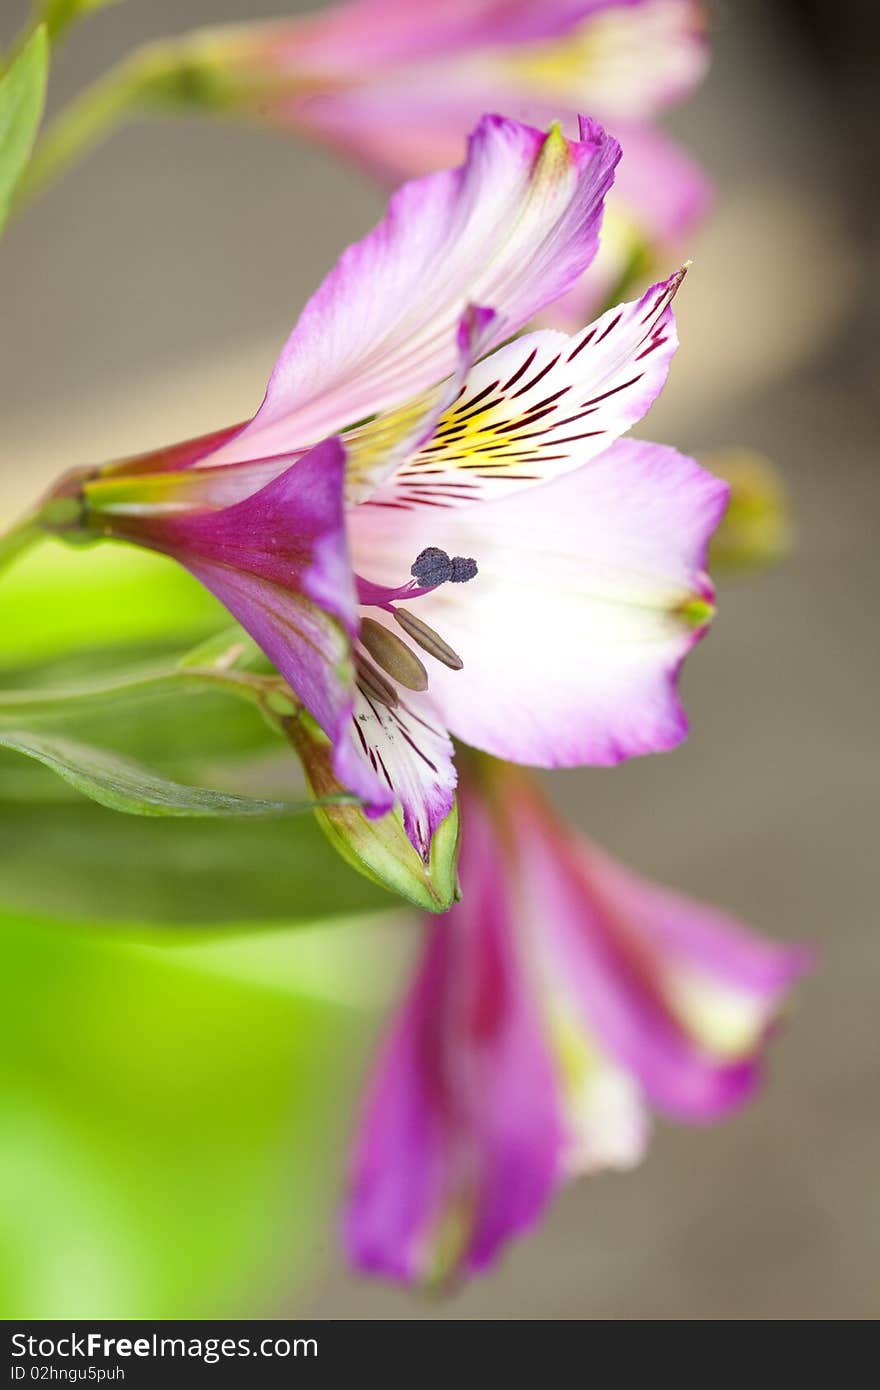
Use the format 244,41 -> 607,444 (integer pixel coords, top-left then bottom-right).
357,547 -> 479,610
392,607 -> 464,672
354,547 -> 476,692
355,651 -> 400,708
410,547 -> 478,586
360,617 -> 429,692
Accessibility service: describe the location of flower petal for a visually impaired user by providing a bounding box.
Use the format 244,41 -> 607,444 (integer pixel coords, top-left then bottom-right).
268,0 -> 616,72
545,125 -> 711,326
363,271 -> 684,509
576,840 -> 815,1056
351,437 -> 728,766
268,2 -> 706,178
96,422 -> 247,478
499,0 -> 709,119
341,303 -> 499,505
545,994 -> 651,1174
508,781 -> 811,1121
89,308 -> 500,516
344,684 -> 457,861
89,439 -> 391,815
204,115 -> 620,468
344,792 -> 562,1283
610,123 -> 712,246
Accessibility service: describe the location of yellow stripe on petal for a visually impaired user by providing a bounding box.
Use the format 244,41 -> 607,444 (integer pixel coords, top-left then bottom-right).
341,385 -> 443,504
503,19 -> 613,96
424,1195 -> 475,1291
534,120 -> 573,177
665,968 -> 775,1058
82,469 -> 215,516
368,274 -> 686,509
502,1 -> 708,117
546,1001 -> 648,1175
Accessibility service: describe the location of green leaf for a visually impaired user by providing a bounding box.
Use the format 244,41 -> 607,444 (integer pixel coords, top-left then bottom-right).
0,904 -> 398,1317
0,539 -> 224,670
38,0 -> 123,45
0,729 -> 353,818
0,634 -> 306,807
0,800 -> 390,925
0,26 -> 48,232
175,624 -> 266,672
0,651 -> 275,730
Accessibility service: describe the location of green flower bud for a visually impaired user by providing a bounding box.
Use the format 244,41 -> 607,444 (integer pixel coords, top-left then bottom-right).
286,712 -> 460,914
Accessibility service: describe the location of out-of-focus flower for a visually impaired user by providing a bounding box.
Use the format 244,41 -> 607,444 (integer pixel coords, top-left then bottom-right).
47,115 -> 725,867
344,760 -> 812,1285
141,0 -> 711,322
702,448 -> 793,574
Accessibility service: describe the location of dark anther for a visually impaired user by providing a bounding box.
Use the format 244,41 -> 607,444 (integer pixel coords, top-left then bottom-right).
450,556 -> 478,583
411,546 -> 453,586
411,547 -> 478,587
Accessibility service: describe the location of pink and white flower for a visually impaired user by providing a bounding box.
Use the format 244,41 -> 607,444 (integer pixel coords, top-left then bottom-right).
69,115 -> 726,861
182,0 -> 712,322
344,762 -> 813,1284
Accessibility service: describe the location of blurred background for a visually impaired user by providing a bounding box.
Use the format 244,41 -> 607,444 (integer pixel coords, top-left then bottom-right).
0,0 -> 877,1319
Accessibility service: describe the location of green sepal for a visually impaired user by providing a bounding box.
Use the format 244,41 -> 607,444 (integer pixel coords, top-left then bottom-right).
287,712 -> 460,914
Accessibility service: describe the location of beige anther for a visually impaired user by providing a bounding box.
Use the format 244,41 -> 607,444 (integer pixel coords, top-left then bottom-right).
355,652 -> 399,708
392,607 -> 463,671
360,617 -> 429,692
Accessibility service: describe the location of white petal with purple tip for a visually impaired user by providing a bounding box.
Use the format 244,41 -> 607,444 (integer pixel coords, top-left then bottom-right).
203,116 -> 620,468
362,272 -> 684,509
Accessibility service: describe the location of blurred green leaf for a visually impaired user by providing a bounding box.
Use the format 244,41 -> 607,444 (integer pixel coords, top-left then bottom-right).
0,539 -> 223,670
0,663 -> 290,824
0,616 -> 285,786
0,26 -> 48,231
176,624 -> 266,671
0,543 -> 417,925
0,799 -> 390,925
0,729 -> 354,818
36,0 -> 123,46
0,905 -> 396,1317
0,633 -> 279,730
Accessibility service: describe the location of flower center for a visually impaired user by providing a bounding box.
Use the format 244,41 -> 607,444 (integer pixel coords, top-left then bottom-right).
354,547 -> 477,704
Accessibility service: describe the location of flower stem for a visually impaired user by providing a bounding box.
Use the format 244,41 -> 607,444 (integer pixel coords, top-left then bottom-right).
0,647 -> 305,728
0,516 -> 42,576
3,2 -> 120,73
12,55 -> 146,212
12,31 -> 254,215
0,478 -> 92,579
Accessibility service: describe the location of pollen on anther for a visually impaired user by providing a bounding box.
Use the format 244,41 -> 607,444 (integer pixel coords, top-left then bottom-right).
411,547 -> 453,586
410,546 -> 479,588
450,556 -> 478,583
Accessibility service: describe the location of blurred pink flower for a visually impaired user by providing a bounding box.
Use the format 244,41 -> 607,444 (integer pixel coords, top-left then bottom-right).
201,0 -> 712,321
344,762 -> 812,1284
75,115 -> 726,862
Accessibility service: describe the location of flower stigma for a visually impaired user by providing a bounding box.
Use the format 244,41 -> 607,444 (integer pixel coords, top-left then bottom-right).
354,547 -> 477,700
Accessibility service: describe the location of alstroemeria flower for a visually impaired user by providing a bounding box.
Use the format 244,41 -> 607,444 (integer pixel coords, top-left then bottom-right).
167,0 -> 711,322
344,763 -> 813,1285
72,115 -> 725,862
